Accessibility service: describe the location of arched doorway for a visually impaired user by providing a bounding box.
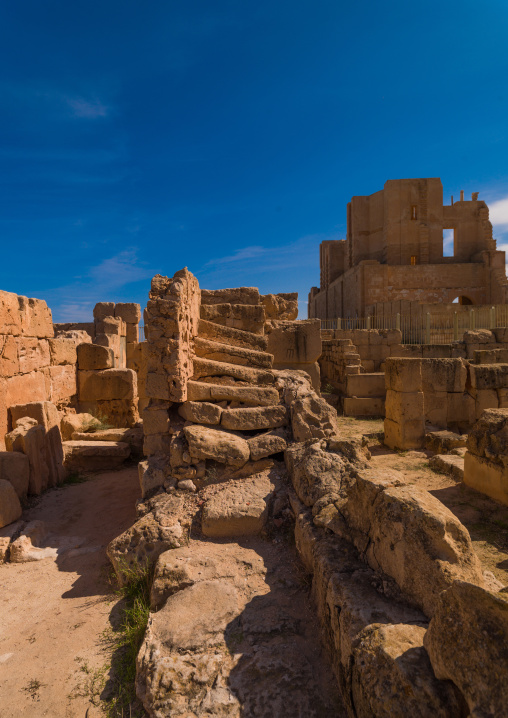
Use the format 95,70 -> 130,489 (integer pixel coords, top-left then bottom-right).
451,295 -> 474,305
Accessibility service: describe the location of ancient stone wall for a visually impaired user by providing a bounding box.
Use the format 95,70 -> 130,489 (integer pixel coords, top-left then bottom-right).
0,290 -> 81,448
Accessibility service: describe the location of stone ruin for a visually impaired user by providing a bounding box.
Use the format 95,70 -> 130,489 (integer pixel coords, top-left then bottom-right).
1,270 -> 508,716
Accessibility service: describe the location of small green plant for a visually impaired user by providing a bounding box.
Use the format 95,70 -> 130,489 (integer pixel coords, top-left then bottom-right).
22,679 -> 44,699
81,411 -> 115,433
100,561 -> 153,718
322,382 -> 337,394
64,470 -> 89,486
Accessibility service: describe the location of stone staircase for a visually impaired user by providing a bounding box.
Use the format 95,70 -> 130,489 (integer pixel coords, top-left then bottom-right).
173,292 -> 290,537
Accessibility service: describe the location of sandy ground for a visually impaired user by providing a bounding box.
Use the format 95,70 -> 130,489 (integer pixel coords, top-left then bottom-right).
0,467 -> 140,718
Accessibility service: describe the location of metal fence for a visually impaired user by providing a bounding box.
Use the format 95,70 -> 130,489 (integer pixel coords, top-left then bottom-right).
321,305 -> 508,344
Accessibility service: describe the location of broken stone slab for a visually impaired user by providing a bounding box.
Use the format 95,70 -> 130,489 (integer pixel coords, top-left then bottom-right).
178,400 -> 222,425
351,623 -> 462,718
107,493 -> 189,584
201,473 -> 277,537
429,454 -> 464,481
187,380 -> 279,407
198,318 -> 268,351
425,429 -> 467,454
76,342 -> 114,370
184,425 -> 250,468
138,456 -> 173,498
220,405 -> 288,431
9,401 -> 66,487
290,391 -> 339,441
424,581 -> 508,717
200,302 -> 265,334
0,520 -> 23,562
0,451 -> 30,501
9,521 -> 58,563
200,287 -> 260,306
5,418 -> 50,495
0,479 -> 22,529
70,427 -> 143,457
247,430 -> 287,461
192,357 -> 275,385
63,440 -> 130,472
194,336 -> 274,369
60,412 -> 99,441
261,292 -> 298,321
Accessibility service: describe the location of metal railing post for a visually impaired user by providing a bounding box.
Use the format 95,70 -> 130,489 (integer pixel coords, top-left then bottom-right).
366,315 -> 371,330
425,313 -> 431,344
396,313 -> 401,332
490,306 -> 496,329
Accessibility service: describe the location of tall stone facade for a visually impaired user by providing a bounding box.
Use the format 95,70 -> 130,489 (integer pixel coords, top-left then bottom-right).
309,178 -> 508,318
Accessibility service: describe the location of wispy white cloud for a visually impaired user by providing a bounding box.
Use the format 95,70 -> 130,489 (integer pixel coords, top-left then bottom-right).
489,197 -> 508,230
66,96 -> 109,119
37,248 -> 154,323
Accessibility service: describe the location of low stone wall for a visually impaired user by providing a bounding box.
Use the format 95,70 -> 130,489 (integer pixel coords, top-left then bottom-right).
0,290 -> 81,448
464,408 -> 508,505
285,438 -> 507,716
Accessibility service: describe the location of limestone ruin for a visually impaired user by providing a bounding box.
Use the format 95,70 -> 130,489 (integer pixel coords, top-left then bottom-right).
1,257 -> 508,717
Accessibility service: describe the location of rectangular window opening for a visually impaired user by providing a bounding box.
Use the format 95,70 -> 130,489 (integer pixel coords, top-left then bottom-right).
410,255 -> 417,265
443,228 -> 455,257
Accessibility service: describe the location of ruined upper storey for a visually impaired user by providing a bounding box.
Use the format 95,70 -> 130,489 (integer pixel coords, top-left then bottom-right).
310,178 -> 508,317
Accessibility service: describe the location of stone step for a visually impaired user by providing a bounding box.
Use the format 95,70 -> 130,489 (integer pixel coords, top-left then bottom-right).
429,454 -> 464,481
200,303 -> 265,335
220,405 -> 288,431
201,473 -> 278,537
192,357 -> 275,386
198,319 -> 268,352
425,430 -> 467,454
63,440 -> 130,472
200,287 -> 260,306
194,337 -> 273,369
187,381 -> 280,407
71,427 -> 143,457
184,425 -> 249,468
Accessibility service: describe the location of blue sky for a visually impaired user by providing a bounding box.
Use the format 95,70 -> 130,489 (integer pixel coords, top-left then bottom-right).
1,0 -> 508,322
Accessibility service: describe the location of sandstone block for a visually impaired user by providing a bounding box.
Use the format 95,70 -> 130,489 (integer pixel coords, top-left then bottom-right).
342,397 -> 384,417
221,405 -> 288,431
421,358 -> 467,393
425,430 -> 467,454
192,357 -> 274,385
463,329 -> 495,344
178,401 -> 222,425
145,372 -> 171,400
198,318 -> 268,351
470,363 -> 508,390
60,412 -> 98,440
186,380 -> 279,407
48,337 -> 77,366
266,319 -> 321,364
347,373 -> 386,398
194,336 -> 273,369
247,430 -> 287,461
424,390 -> 448,428
424,581 -> 508,717
16,337 -> 50,373
114,302 -> 141,324
143,433 -> 172,456
0,290 -> 23,335
473,388 -> 498,419
45,365 -> 77,403
464,452 -> 508,505
291,391 -> 339,442
138,457 -> 170,498
352,623 -> 462,718
17,296 -> 54,338
0,335 -> 19,377
0,451 -> 30,501
384,417 -> 425,450
0,478 -> 22,527
77,343 -> 114,370
261,292 -> 298,320
201,474 -> 276,537
143,405 -> 171,435
384,358 -> 422,392
466,408 -> 508,460
200,303 -> 265,334
201,287 -> 260,306
95,316 -> 124,336
63,440 -> 130,471
5,419 -> 50,495
107,493 -> 189,582
78,368 -> 136,402
184,425 -> 249,467
93,302 -> 115,321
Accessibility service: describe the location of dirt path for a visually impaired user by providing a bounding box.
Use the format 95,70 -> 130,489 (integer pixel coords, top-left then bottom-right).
0,467 -> 140,718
